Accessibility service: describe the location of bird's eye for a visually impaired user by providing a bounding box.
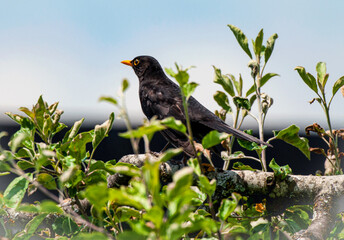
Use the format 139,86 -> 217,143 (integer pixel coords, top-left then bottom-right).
133,59 -> 140,66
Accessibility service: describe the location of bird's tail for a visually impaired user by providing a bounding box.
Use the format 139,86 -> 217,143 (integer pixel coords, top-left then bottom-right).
214,122 -> 272,147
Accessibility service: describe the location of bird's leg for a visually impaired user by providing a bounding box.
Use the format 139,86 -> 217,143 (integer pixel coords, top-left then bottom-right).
182,153 -> 189,166
159,142 -> 171,153
149,142 -> 171,158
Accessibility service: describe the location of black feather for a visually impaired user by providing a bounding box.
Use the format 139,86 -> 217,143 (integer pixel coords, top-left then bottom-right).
123,55 -> 272,156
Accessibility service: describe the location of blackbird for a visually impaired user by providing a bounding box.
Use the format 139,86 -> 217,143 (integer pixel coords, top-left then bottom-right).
121,56 -> 270,156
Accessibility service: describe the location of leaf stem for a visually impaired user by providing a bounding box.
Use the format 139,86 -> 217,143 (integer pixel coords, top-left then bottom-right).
181,95 -> 201,165
254,63 -> 267,172
120,92 -> 139,155
208,195 -> 222,240
323,103 -> 340,171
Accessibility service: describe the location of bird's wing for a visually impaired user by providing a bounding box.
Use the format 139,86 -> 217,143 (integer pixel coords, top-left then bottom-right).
140,80 -> 186,121
141,78 -> 269,147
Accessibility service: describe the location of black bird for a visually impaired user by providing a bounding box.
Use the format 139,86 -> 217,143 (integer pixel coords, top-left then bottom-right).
121,56 -> 270,156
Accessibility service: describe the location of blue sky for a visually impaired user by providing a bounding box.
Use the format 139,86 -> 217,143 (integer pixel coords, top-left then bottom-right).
1,1 -> 344,131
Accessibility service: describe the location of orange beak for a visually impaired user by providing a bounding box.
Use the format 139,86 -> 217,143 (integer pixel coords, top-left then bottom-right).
121,60 -> 132,66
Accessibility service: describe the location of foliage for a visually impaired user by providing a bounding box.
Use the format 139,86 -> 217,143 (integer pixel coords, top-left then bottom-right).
213,25 -> 309,172
0,24 -> 343,239
295,63 -> 344,174
0,96 -> 116,239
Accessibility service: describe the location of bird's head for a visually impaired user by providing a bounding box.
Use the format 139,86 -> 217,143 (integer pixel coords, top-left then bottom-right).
121,56 -> 164,79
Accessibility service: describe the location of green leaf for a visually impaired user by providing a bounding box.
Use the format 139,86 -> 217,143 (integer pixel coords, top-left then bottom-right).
237,130 -> 264,152
213,66 -> 235,96
202,130 -> 229,149
143,206 -> 164,229
213,91 -> 231,112
113,162 -> 141,177
62,168 -> 84,188
109,182 -> 150,210
158,148 -> 183,162
228,24 -> 252,59
332,76 -> 344,96
119,120 -> 166,140
251,222 -> 270,236
68,131 -> 94,163
161,117 -> 186,134
18,201 -> 62,214
187,157 -> 201,176
174,68 -> 190,86
53,216 -> 79,236
92,112 -> 115,149
307,72 -> 317,92
166,64 -> 194,87
104,160 -> 117,174
264,33 -> 278,64
316,62 -> 327,87
88,159 -> 106,172
18,107 -> 35,120
164,67 -> 176,78
121,78 -> 129,92
253,29 -> 264,57
84,183 -> 112,212
85,169 -> 107,185
42,114 -> 53,137
48,101 -> 59,114
295,66 -> 318,94
229,151 -> 245,159
269,158 -> 292,180
167,167 -> 194,201
54,122 -> 67,136
198,175 -> 216,196
16,204 -> 39,213
12,213 -> 48,240
246,73 -> 279,96
5,112 -> 25,125
33,95 -> 48,130
233,162 -> 256,171
4,175 -> 30,208
285,205 -> 311,225
272,125 -> 310,159
182,82 -> 199,100
235,74 -> 243,96
116,206 -> 141,222
62,118 -> 85,143
0,152 -> 12,173
99,96 -> 118,106
142,160 -> 162,207
37,173 -> 57,190
233,96 -> 251,110
249,94 -> 257,107
9,128 -> 32,153
40,200 -> 63,213
218,198 -> 238,221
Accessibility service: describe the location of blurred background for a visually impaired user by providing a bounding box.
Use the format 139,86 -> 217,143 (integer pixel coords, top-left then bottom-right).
1,1 -> 344,199
1,1 -> 344,128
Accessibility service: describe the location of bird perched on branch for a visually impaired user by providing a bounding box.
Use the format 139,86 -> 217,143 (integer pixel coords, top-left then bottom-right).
121,55 -> 270,157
